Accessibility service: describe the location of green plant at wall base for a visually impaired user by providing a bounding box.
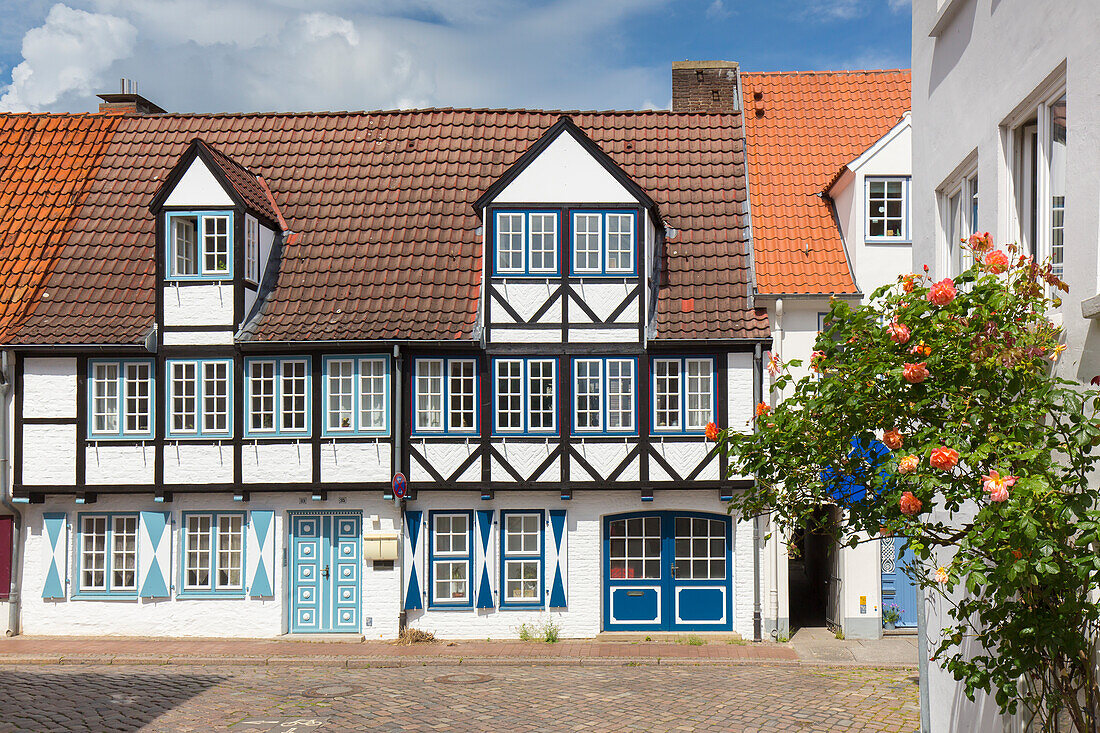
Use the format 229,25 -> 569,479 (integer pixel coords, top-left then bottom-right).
882,604 -> 903,625
717,236 -> 1100,732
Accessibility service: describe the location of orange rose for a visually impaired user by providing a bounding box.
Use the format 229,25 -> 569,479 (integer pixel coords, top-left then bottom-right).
810,350 -> 826,373
898,455 -> 919,474
901,274 -> 916,293
984,250 -> 1009,274
899,491 -> 923,516
909,342 -> 932,357
887,322 -> 911,345
903,362 -> 929,384
929,446 -> 960,471
967,232 -> 993,255
927,278 -> 957,306
883,430 -> 903,450
705,422 -> 720,441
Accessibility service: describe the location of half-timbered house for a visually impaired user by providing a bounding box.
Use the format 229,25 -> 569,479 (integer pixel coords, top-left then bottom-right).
0,63 -> 768,639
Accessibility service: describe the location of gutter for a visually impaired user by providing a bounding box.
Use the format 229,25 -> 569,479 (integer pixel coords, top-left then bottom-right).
752,342 -> 764,643
0,351 -> 21,635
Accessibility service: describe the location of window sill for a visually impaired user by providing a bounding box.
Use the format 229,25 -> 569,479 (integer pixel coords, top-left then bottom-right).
167,435 -> 234,441
72,592 -> 138,601
499,602 -> 545,611
864,238 -> 912,246
427,602 -> 474,610
165,276 -> 234,284
929,0 -> 968,37
87,435 -> 155,442
319,431 -> 391,440
176,591 -> 247,600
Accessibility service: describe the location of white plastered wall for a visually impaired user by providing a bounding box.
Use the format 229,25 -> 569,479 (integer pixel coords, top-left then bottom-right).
405,490 -> 756,640
20,359 -> 78,486
19,492 -> 401,639
162,283 -> 234,329
493,132 -> 635,204
163,158 -> 234,208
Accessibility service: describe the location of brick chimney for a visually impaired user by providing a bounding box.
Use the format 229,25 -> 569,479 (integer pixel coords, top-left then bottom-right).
671,61 -> 740,113
97,78 -> 165,115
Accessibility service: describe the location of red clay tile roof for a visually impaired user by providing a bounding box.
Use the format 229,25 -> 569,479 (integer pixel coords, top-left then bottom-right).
741,70 -> 911,295
0,114 -> 120,341
0,109 -> 766,344
194,140 -> 283,227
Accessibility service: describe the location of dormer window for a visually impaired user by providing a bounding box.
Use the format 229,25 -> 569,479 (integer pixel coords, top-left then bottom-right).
167,212 -> 233,280
493,211 -> 560,276
572,210 -> 637,275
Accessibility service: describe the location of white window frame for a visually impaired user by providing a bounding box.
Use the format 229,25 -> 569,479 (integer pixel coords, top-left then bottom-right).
572,213 -> 603,273
495,212 -> 526,274
167,359 -> 233,438
90,362 -> 120,436
247,358 -> 310,436
605,212 -> 635,273
201,215 -> 231,276
501,511 -> 542,606
494,359 -> 524,433
684,358 -> 714,430
865,177 -> 910,242
652,358 -> 681,432
171,216 -> 198,277
527,359 -> 557,433
181,512 -> 245,595
322,356 -> 388,436
244,214 -> 259,283
573,358 -> 603,432
77,514 -> 138,595
528,212 -> 559,273
492,358 -> 557,435
447,359 -> 477,433
89,360 -> 153,438
938,161 -> 979,277
415,359 -> 444,432
431,512 -> 471,606
606,359 -> 635,432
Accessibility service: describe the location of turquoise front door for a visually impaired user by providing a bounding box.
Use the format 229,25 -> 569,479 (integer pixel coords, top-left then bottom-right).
880,536 -> 919,628
603,512 -> 732,631
289,513 -> 361,633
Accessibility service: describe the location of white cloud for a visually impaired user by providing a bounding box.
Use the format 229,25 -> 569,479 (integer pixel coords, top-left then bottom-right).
0,0 -> 671,113
0,3 -> 136,112
887,0 -> 910,11
706,0 -> 732,20
801,0 -> 866,20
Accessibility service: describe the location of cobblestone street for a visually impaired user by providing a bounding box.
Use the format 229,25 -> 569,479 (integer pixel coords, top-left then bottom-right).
0,663 -> 920,732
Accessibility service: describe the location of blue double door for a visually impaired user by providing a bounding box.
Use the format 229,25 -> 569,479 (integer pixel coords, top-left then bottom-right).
289,513 -> 361,633
881,536 -> 918,628
603,512 -> 732,631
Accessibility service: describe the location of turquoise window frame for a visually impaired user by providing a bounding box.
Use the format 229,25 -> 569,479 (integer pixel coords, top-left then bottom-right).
570,209 -> 639,276
244,356 -> 312,438
87,359 -> 155,440
428,510 -> 475,608
177,511 -> 247,598
411,357 -> 479,436
492,210 -> 561,277
570,356 -> 639,436
650,356 -> 717,436
321,355 -> 391,437
165,358 -> 234,439
72,512 -> 140,600
164,210 -> 235,281
498,510 -> 545,610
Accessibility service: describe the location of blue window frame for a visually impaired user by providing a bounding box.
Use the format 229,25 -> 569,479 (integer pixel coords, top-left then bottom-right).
166,359 -> 233,439
74,513 -> 139,599
428,510 -> 474,608
571,357 -> 638,436
322,356 -> 390,437
492,358 -> 558,435
651,357 -> 717,435
246,357 -> 311,437
493,210 -> 560,276
412,358 -> 478,435
165,210 -> 234,280
87,360 -> 154,439
178,512 -> 246,598
499,510 -> 545,609
571,210 -> 638,276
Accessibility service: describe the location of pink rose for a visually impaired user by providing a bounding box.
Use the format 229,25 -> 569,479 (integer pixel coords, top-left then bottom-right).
982,470 -> 1016,503
903,362 -> 929,384
984,250 -> 1009,274
899,491 -> 922,516
967,232 -> 993,255
927,278 -> 957,306
810,350 -> 826,373
933,567 -> 949,584
887,322 -> 911,345
767,353 -> 782,378
930,446 -> 960,471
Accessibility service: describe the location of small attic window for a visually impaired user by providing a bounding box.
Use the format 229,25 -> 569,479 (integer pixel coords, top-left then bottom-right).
167,211 -> 233,280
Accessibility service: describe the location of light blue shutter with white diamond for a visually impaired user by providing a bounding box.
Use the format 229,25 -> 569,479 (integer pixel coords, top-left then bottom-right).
138,511 -> 171,598
42,513 -> 67,600
547,510 -> 567,608
475,509 -> 495,608
247,510 -> 275,598
403,510 -> 424,610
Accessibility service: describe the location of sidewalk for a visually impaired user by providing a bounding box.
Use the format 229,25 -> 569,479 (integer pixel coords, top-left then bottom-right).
788,626 -> 919,666
0,631 -> 917,668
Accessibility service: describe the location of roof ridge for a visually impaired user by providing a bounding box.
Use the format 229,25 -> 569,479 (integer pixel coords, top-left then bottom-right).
742,68 -> 911,76
2,107 -> 745,119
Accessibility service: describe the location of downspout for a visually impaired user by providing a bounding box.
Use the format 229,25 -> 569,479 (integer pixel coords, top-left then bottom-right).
0,351 -> 22,636
393,344 -> 406,632
752,342 -> 764,643
769,299 -> 783,637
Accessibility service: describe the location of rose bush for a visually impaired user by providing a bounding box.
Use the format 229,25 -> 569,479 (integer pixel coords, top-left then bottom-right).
717,240 -> 1100,731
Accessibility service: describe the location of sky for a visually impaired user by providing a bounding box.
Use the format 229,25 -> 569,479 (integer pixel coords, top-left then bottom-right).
0,0 -> 911,114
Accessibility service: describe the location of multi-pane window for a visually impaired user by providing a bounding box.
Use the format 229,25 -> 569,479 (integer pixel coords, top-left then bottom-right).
78,514 -> 138,595
574,358 -> 636,434
89,361 -> 153,438
247,358 -> 310,436
245,215 -> 259,283
166,212 -> 234,280
493,211 -> 560,275
674,517 -> 726,580
502,512 -> 542,606
1049,95 -> 1066,279
609,516 -> 661,579
413,358 -> 477,434
493,358 -> 557,434
167,359 -> 232,438
431,512 -> 471,605
866,178 -> 908,240
1012,90 -> 1067,280
323,356 -> 388,436
653,357 -> 715,434
182,513 -> 245,594
572,211 -> 637,274
942,168 -> 978,276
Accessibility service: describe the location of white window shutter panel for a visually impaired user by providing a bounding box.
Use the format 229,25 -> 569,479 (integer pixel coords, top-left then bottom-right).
548,509 -> 567,608
475,509 -> 495,608
42,513 -> 67,600
138,511 -> 172,598
247,510 -> 275,597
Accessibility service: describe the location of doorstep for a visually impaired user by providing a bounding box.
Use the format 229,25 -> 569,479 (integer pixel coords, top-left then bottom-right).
882,628 -> 918,637
594,632 -> 745,643
280,633 -> 365,643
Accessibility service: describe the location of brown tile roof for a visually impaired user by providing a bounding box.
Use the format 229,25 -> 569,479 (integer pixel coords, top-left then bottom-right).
192,140 -> 283,227
741,70 -> 911,295
0,114 -> 120,341
0,109 -> 766,344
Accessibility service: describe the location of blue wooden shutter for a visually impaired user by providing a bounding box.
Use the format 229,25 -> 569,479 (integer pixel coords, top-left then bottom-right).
475,509 -> 495,608
138,511 -> 172,598
547,509 -> 567,608
42,513 -> 67,600
403,510 -> 424,610
247,510 -> 275,598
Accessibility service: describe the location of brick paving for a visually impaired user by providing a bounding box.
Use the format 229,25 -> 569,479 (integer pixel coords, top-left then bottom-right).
0,663 -> 921,732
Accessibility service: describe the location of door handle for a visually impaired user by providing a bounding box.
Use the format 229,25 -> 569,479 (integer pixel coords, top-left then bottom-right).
322,565 -> 330,579
670,563 -> 678,578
